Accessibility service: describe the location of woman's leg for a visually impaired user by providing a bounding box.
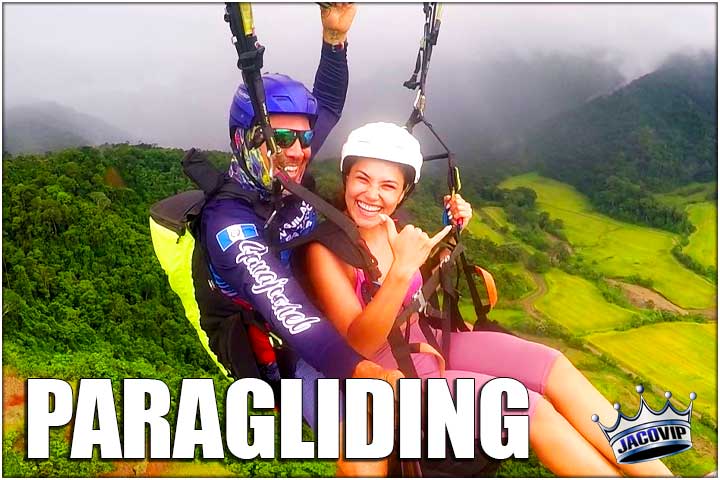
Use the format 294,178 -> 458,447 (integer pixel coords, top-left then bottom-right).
544,354 -> 673,477
444,331 -> 672,476
442,370 -> 622,477
530,397 -> 622,477
443,330 -> 561,393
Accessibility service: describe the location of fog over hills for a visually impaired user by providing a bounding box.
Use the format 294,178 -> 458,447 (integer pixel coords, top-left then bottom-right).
3,102 -> 138,154
398,50 -> 626,164
518,51 -> 717,192
3,4 -> 715,158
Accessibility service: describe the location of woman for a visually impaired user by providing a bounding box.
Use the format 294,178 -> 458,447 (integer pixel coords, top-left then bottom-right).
302,122 -> 673,477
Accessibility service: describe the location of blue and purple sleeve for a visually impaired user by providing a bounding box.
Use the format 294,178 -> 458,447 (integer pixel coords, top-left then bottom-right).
310,41 -> 349,157
201,198 -> 362,379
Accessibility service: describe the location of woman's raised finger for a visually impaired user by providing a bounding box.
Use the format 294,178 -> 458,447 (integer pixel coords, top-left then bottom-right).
429,225 -> 452,247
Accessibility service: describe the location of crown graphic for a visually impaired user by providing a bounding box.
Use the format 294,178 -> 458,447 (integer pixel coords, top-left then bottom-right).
592,385 -> 696,464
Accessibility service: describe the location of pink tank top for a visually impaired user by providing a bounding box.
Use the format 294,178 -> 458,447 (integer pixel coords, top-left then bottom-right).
353,268 -> 442,378
353,268 -> 424,308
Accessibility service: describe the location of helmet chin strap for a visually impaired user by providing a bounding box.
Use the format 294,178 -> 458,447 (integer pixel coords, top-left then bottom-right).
268,149 -> 290,173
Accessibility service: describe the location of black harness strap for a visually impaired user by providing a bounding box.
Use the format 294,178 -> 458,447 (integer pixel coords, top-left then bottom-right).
402,2 -> 498,361
440,264 -> 455,362
418,316 -> 443,357
274,170 -> 382,282
225,3 -> 291,235
390,244 -> 466,370
388,329 -> 419,378
404,2 -> 443,132
225,3 -> 279,157
393,243 -> 465,329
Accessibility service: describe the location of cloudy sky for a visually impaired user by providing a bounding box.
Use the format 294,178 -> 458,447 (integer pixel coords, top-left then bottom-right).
3,3 -> 716,156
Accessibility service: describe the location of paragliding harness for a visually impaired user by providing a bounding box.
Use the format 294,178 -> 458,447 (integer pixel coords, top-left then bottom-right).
239,2 -> 504,476
150,2 -> 504,476
282,5 -> 506,476
148,148 -> 371,385
397,2 -> 502,370
384,3 -> 505,476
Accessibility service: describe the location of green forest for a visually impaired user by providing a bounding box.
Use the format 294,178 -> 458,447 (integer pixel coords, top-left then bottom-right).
521,53 -> 716,235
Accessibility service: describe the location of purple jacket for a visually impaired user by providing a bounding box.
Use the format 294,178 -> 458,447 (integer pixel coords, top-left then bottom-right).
201,42 -> 361,380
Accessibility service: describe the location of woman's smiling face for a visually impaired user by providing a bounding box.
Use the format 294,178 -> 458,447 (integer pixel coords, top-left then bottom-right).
344,156 -> 407,229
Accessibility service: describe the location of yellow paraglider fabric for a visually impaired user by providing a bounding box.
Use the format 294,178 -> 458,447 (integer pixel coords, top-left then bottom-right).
148,217 -> 228,376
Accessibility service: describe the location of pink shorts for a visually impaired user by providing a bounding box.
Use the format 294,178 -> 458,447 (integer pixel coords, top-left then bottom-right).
373,322 -> 561,421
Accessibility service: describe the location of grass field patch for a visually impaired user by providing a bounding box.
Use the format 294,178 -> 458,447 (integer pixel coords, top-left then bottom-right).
685,202 -> 717,269
655,182 -> 717,208
502,263 -> 537,288
587,322 -> 717,421
467,217 -> 506,244
454,306 -> 717,476
534,269 -> 637,335
482,206 -> 511,229
486,307 -> 532,330
499,173 -> 716,309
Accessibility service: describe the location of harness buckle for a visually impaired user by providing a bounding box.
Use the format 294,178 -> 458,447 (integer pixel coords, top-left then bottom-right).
412,91 -> 426,117
268,331 -> 283,348
263,208 -> 278,230
412,288 -> 428,315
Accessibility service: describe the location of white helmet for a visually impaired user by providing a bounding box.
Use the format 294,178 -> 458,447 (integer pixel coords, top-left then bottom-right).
340,122 -> 423,184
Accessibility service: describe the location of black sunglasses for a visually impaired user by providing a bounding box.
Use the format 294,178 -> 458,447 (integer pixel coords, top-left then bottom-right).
245,126 -> 315,150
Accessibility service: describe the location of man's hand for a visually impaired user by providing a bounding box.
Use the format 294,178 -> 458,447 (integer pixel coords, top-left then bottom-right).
319,3 -> 357,45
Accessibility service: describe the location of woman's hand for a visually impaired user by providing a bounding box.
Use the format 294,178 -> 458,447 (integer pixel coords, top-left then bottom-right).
444,193 -> 473,230
319,3 -> 357,45
381,214 -> 451,280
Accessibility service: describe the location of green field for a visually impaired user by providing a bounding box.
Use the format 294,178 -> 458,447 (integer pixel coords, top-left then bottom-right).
685,202 -> 717,269
655,182 -> 717,269
485,307 -> 532,329
535,269 -> 637,335
587,322 -> 718,421
458,175 -> 717,475
503,263 -> 537,291
460,303 -> 538,332
482,206 -> 511,229
467,216 -> 506,244
479,206 -> 544,255
655,182 -> 717,208
500,173 -> 716,309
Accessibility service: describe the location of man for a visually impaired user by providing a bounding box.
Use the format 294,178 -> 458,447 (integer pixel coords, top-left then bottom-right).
188,4 -> 400,458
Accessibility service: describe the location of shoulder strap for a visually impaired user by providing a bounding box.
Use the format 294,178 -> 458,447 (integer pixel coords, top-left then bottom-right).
284,220 -> 371,271
274,171 -> 381,281
393,242 -> 465,330
182,148 -> 226,196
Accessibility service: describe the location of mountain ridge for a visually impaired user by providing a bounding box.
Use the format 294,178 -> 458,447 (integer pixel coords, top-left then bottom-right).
527,51 -> 716,191
489,51 -> 717,234
3,101 -> 138,154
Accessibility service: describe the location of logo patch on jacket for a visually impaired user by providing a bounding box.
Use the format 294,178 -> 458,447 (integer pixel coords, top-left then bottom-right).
216,224 -> 259,251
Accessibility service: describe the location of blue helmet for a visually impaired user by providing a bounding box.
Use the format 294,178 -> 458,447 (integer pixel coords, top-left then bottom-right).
229,73 -> 318,132
227,74 -> 318,192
